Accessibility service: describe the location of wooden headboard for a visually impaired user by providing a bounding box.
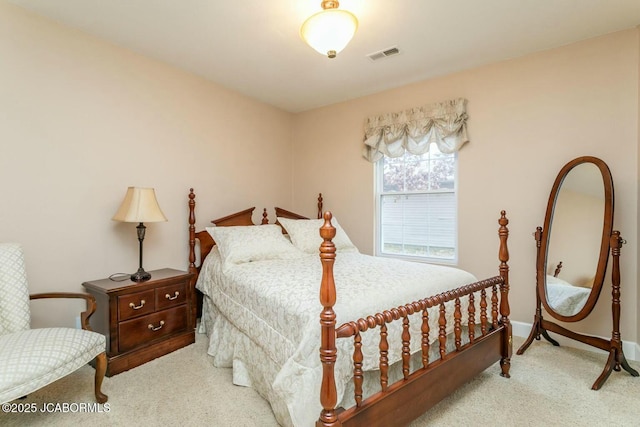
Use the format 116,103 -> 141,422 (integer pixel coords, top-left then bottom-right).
187,188 -> 323,279
187,188 -> 323,319
191,206 -> 259,276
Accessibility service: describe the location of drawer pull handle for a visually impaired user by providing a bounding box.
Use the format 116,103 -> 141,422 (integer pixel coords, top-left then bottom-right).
165,291 -> 180,301
129,300 -> 146,310
148,320 -> 165,331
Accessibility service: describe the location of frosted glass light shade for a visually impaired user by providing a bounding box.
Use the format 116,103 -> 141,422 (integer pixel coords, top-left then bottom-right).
301,9 -> 358,58
112,187 -> 167,223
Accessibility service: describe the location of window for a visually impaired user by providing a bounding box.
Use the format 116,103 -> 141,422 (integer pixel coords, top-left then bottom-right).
364,98 -> 467,262
376,145 -> 457,262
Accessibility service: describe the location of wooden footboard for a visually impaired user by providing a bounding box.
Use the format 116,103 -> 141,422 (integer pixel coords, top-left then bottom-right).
317,211 -> 512,427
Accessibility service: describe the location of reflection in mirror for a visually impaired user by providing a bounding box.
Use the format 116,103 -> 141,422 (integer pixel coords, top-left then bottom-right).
545,163 -> 604,316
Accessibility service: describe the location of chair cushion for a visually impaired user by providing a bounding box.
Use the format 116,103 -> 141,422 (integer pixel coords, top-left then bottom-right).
0,243 -> 31,335
0,327 -> 106,403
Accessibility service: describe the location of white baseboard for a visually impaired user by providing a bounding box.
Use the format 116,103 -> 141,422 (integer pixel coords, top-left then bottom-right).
511,320 -> 639,362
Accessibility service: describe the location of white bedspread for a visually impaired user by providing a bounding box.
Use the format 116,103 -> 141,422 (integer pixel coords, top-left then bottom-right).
196,248 -> 477,426
546,275 -> 591,316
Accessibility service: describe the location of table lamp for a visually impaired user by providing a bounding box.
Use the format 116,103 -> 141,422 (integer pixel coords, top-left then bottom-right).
112,187 -> 167,282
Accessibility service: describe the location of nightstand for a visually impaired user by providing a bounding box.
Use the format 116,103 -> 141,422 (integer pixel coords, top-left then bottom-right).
82,268 -> 195,376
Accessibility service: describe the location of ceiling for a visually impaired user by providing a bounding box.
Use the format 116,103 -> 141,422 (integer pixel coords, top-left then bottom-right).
7,0 -> 640,113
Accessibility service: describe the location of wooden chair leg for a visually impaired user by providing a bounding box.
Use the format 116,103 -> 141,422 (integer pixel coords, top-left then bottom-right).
94,352 -> 108,403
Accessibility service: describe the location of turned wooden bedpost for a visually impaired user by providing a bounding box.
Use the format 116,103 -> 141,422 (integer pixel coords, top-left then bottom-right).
188,189 -> 196,276
317,193 -> 324,219
317,212 -> 340,427
188,188 -> 198,330
498,211 -> 512,378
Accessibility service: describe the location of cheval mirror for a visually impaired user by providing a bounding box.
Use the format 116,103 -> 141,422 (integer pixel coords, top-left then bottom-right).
517,156 -> 638,389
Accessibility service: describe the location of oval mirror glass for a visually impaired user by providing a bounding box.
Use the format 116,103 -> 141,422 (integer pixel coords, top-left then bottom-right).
539,157 -> 613,322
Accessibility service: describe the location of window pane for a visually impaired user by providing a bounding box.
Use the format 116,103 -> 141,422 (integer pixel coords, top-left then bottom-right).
380,193 -> 455,259
404,152 -> 424,162
377,146 -> 457,262
382,157 -> 405,192
429,157 -> 455,190
404,160 -> 430,191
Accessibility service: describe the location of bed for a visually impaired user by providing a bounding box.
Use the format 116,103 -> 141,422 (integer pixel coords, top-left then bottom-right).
187,189 -> 512,427
545,275 -> 591,317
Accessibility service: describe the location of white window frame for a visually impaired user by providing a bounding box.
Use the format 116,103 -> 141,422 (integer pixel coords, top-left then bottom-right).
374,151 -> 458,265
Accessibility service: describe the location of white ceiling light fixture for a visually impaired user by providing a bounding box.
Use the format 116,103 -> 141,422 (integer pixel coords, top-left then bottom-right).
300,0 -> 358,59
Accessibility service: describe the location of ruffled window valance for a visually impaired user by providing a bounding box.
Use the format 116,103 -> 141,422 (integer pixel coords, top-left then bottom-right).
362,98 -> 469,162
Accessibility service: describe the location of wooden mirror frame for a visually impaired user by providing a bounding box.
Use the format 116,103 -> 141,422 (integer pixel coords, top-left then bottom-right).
538,156 -> 614,322
517,156 -> 638,390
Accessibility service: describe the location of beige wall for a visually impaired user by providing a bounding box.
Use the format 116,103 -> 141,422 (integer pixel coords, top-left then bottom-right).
636,27 -> 640,351
292,29 -> 640,343
0,3 -> 294,326
2,1 -> 639,345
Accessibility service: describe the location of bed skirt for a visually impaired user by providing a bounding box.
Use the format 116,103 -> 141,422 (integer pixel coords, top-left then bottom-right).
199,294 -> 477,426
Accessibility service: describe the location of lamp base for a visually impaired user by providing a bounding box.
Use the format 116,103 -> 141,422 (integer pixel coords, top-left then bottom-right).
130,269 -> 151,282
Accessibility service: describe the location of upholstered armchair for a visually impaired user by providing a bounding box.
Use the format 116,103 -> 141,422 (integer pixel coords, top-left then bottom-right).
0,243 -> 107,404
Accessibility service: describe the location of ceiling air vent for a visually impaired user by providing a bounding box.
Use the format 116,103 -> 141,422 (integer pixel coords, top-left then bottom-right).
367,46 -> 400,61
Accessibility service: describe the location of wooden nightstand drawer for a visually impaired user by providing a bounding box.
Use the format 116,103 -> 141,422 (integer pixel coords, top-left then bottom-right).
156,282 -> 187,310
118,305 -> 187,353
118,289 -> 156,321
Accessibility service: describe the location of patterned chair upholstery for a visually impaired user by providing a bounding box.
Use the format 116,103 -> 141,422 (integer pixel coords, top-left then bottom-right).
0,243 -> 107,404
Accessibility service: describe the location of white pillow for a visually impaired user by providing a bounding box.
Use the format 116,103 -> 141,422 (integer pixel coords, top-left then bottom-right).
546,275 -> 575,287
205,224 -> 303,267
277,217 -> 359,254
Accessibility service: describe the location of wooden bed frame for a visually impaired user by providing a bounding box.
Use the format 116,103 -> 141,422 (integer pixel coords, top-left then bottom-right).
187,188 -> 512,427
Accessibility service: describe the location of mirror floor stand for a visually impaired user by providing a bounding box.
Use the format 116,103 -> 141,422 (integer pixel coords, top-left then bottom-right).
517,231 -> 638,389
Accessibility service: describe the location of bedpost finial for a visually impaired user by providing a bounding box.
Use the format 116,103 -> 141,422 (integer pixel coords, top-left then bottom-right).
189,188 -> 195,200
499,210 -> 508,227
317,193 -> 324,219
320,211 -> 336,241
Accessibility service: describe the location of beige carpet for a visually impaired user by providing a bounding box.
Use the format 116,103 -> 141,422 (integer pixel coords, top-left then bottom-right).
2,334 -> 639,427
